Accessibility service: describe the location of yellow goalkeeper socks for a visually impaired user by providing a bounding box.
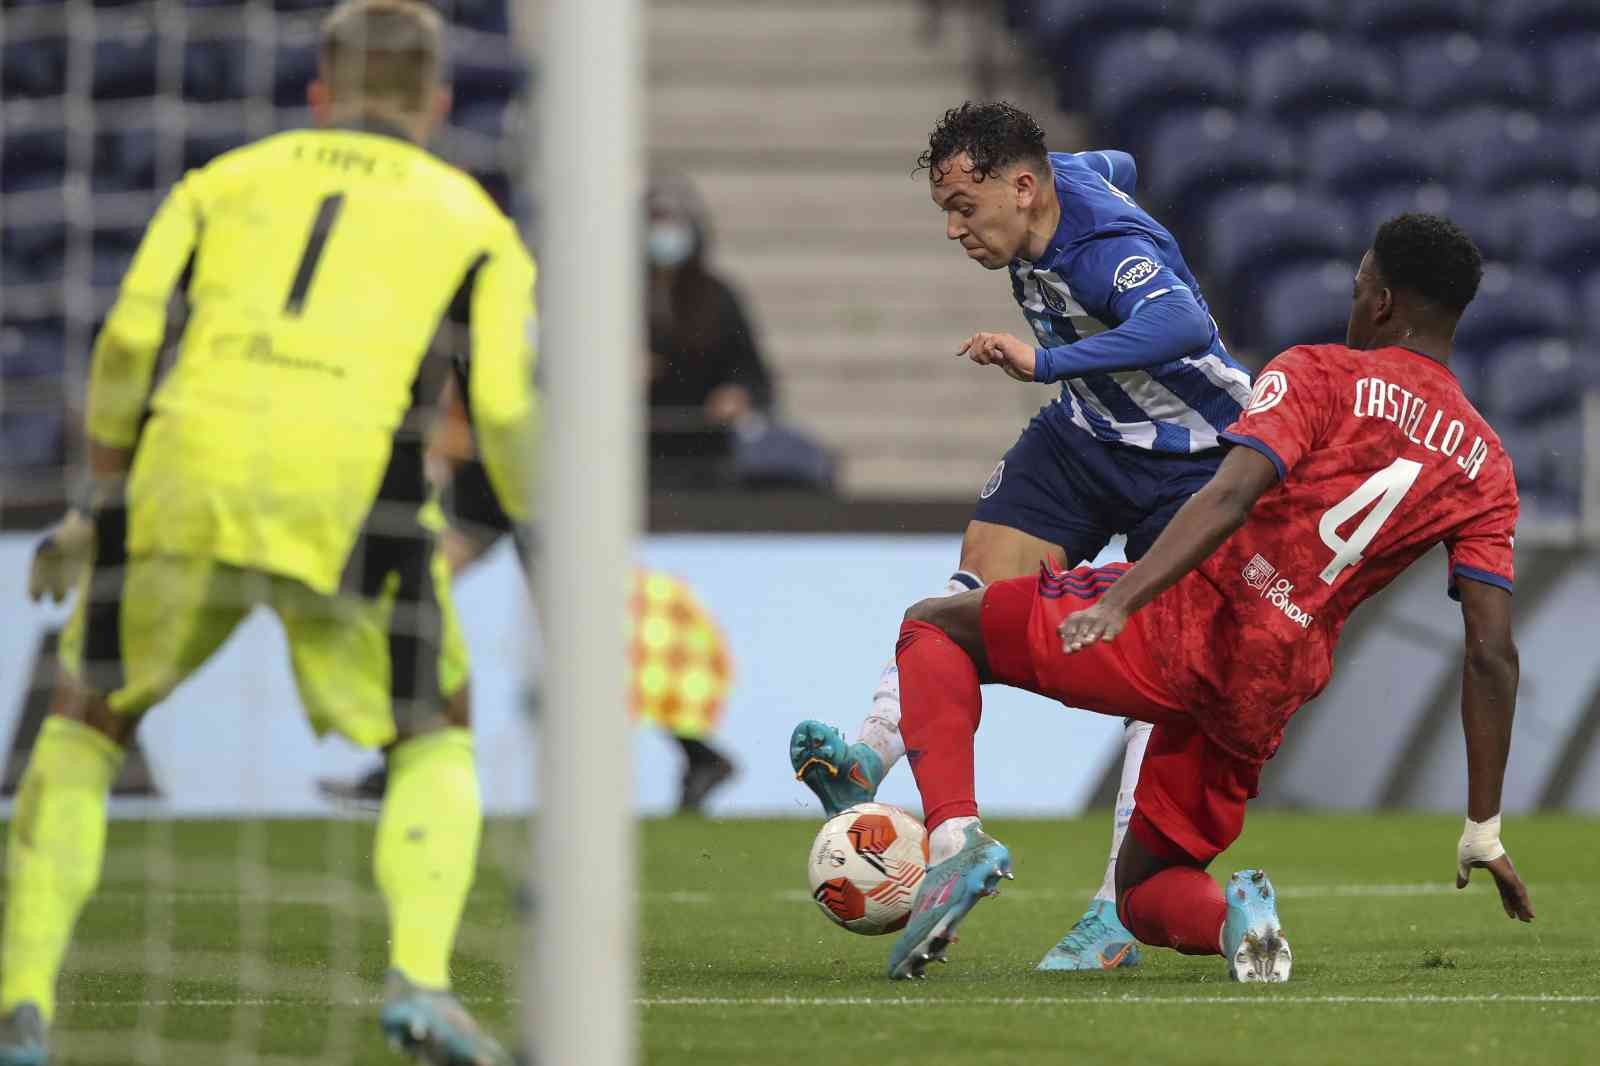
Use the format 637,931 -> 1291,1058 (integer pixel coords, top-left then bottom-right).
2,717 -> 123,1022
375,727 -> 482,990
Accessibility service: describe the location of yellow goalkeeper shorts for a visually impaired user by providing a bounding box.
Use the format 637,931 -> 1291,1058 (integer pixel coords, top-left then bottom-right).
57,549 -> 469,750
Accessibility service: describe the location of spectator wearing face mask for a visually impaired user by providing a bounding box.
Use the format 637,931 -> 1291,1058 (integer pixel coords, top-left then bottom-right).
646,174 -> 775,486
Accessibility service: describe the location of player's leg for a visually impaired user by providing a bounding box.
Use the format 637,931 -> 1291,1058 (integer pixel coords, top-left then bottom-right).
887,568 -> 1199,979
885,586 -> 1013,979
1037,448 -> 1225,970
791,414 -> 1106,815
1112,723 -> 1291,982
1,555 -> 249,1057
276,545 -> 506,1064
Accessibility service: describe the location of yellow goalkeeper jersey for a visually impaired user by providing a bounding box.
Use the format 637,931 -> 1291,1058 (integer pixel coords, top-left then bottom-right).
88,121 -> 537,596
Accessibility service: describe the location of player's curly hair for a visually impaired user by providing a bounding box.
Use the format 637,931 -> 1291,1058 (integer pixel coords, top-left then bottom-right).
917,101 -> 1049,183
1371,213 -> 1484,315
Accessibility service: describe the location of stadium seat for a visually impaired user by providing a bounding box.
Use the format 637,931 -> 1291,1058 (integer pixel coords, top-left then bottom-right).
1545,35 -> 1600,115
452,37 -> 528,102
1487,0 -> 1600,43
1571,118 -> 1600,181
1303,112 -> 1435,199
273,45 -> 319,107
1401,35 -> 1542,115
1428,110 -> 1582,194
93,128 -> 158,191
0,412 -> 66,470
1481,338 -> 1594,423
1142,109 -> 1297,227
1194,0 -> 1332,51
452,1 -> 512,34
1,128 -> 68,193
1,223 -> 68,285
1492,187 -> 1600,277
1450,350 -> 1484,408
184,37 -> 250,102
1203,185 -> 1355,300
92,30 -> 160,100
453,99 -> 509,141
92,227 -> 144,289
1256,260 -> 1354,356
1501,409 -> 1584,514
2,35 -> 69,98
1355,185 -> 1499,256
0,320 -> 66,382
1246,33 -> 1396,122
1581,272 -> 1600,329
1029,0 -> 1187,58
1341,0 -> 1480,38
1453,267 -> 1573,355
184,128 -> 252,170
1087,32 -> 1239,147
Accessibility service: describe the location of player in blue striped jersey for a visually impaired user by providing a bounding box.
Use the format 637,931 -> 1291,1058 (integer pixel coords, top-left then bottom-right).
791,101 -> 1253,972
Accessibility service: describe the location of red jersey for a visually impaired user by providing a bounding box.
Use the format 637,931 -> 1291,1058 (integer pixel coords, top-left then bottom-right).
1141,344 -> 1519,762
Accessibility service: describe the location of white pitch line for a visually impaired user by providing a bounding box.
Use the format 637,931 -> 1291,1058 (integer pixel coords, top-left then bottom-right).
90,882 -> 1559,907
637,995 -> 1600,1008
60,993 -> 1600,1011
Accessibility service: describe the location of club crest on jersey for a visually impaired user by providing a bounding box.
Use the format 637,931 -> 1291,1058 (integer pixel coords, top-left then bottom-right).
1113,255 -> 1159,294
980,460 -> 1005,499
1241,553 -> 1313,628
1246,370 -> 1289,415
1242,553 -> 1277,591
1036,277 -> 1069,315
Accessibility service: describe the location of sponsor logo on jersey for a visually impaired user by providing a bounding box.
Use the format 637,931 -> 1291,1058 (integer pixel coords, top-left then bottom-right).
1246,370 -> 1289,415
1113,255 -> 1159,294
980,460 -> 1005,499
1242,553 -> 1314,628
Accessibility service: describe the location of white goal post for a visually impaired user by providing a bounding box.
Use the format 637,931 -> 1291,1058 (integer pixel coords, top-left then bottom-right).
524,1 -> 642,1064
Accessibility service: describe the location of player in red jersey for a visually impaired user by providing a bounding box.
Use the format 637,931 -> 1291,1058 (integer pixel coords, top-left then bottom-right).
883,214 -> 1535,982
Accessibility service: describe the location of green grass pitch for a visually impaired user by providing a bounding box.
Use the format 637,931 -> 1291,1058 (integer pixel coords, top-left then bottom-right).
19,812 -> 1600,1064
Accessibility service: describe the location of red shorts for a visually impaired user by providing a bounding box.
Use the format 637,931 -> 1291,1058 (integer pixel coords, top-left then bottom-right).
981,568 -> 1261,864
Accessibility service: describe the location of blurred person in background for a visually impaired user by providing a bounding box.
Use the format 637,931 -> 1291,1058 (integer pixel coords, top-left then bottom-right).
645,173 -> 778,489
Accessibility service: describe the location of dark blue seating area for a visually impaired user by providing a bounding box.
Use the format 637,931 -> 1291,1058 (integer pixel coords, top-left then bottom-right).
0,1 -> 526,505
1005,0 -> 1600,517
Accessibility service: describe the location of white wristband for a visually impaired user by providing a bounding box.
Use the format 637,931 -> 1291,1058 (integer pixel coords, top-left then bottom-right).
1457,814 -> 1506,881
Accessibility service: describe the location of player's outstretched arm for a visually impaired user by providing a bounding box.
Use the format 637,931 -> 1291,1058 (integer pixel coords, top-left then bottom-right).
1059,445 -> 1279,651
1453,578 -> 1533,922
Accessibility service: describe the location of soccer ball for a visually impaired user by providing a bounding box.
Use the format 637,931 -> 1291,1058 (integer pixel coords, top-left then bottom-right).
806,803 -> 928,935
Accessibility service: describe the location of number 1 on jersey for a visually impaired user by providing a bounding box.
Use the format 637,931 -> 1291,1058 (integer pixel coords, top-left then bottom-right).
1317,457 -> 1423,584
285,193 -> 346,316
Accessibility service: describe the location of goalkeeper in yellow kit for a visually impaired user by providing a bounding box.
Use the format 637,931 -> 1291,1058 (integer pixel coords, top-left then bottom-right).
0,3 -> 529,1063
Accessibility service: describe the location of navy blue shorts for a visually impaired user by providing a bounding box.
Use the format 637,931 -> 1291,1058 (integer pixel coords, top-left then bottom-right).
972,405 -> 1223,565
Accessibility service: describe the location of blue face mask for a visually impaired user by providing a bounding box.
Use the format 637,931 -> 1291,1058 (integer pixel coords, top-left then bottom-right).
648,222 -> 695,268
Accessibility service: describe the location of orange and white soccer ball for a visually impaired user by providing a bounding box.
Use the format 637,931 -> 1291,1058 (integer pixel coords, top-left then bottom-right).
806,803 -> 929,935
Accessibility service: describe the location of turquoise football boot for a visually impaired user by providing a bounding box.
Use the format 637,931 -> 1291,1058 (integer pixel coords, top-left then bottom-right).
1036,898 -> 1142,971
379,970 -> 511,1066
1222,868 -> 1292,982
886,825 -> 1012,979
789,720 -> 884,817
0,1003 -> 47,1066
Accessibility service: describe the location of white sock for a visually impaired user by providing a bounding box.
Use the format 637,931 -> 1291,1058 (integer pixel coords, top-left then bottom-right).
856,571 -> 983,769
929,816 -> 981,865
1094,718 -> 1154,904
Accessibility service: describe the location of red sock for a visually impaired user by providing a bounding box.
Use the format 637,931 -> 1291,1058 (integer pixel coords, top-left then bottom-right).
896,619 -> 982,832
1118,867 -> 1226,956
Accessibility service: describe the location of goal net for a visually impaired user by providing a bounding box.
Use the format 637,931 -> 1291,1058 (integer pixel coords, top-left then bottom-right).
1,2 -> 537,1062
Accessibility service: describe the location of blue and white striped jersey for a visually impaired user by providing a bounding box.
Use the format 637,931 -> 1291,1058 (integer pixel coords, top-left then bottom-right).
1011,150 -> 1253,453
